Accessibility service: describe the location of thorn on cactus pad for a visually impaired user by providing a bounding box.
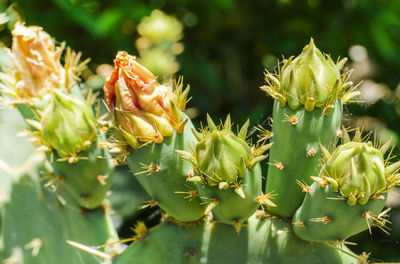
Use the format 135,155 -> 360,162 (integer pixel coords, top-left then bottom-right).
283,114 -> 298,125
363,208 -> 391,235
24,238 -> 42,256
256,193 -> 277,207
336,239 -> 357,246
310,216 -> 331,224
174,189 -> 199,200
310,176 -> 328,188
294,221 -> 306,228
271,161 -> 284,170
306,148 -> 317,157
296,180 -> 311,193
234,186 -> 246,199
67,240 -> 112,260
357,252 -> 371,264
138,200 -> 159,210
204,199 -> 219,216
134,162 -> 160,176
234,219 -> 242,235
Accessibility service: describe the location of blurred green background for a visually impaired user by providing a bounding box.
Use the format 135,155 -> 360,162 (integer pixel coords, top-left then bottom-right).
1,0 -> 400,261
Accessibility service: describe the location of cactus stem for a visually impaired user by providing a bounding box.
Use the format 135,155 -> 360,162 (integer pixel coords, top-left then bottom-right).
234,219 -> 242,235
134,162 -> 160,176
296,180 -> 311,193
310,216 -> 331,224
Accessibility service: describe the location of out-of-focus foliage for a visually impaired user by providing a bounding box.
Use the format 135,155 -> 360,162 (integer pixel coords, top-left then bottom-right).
1,0 -> 399,127
136,9 -> 184,80
1,0 -> 400,261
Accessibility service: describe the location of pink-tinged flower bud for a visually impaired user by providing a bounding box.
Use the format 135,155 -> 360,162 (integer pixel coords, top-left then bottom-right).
103,51 -> 186,149
7,22 -> 64,98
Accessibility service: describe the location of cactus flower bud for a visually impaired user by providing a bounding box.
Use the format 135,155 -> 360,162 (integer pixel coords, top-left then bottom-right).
177,115 -> 271,226
322,141 -> 386,206
103,51 -> 186,149
40,91 -> 97,158
6,22 -> 64,98
194,115 -> 251,186
262,39 -> 358,114
281,38 -> 341,110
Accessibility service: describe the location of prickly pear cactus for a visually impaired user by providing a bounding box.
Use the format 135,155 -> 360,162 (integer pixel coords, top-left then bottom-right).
0,21 -> 118,264
0,154 -> 116,264
0,22 -> 114,210
103,51 -> 205,222
1,19 -> 399,264
177,115 -> 271,232
113,212 -> 357,264
292,130 -> 399,242
261,39 -> 359,217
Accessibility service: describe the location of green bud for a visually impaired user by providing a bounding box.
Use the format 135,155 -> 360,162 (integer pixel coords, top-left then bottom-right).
41,91 -> 97,158
281,39 -> 341,110
195,116 -> 251,186
323,141 -> 386,205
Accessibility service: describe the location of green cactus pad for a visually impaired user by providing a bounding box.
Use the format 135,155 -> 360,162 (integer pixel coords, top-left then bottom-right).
110,164 -> 151,218
50,139 -> 114,209
0,156 -> 116,264
265,99 -> 342,217
207,214 -> 356,264
197,163 -> 262,225
113,222 -> 205,264
113,213 -> 358,264
126,119 -> 206,222
292,183 -> 387,242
